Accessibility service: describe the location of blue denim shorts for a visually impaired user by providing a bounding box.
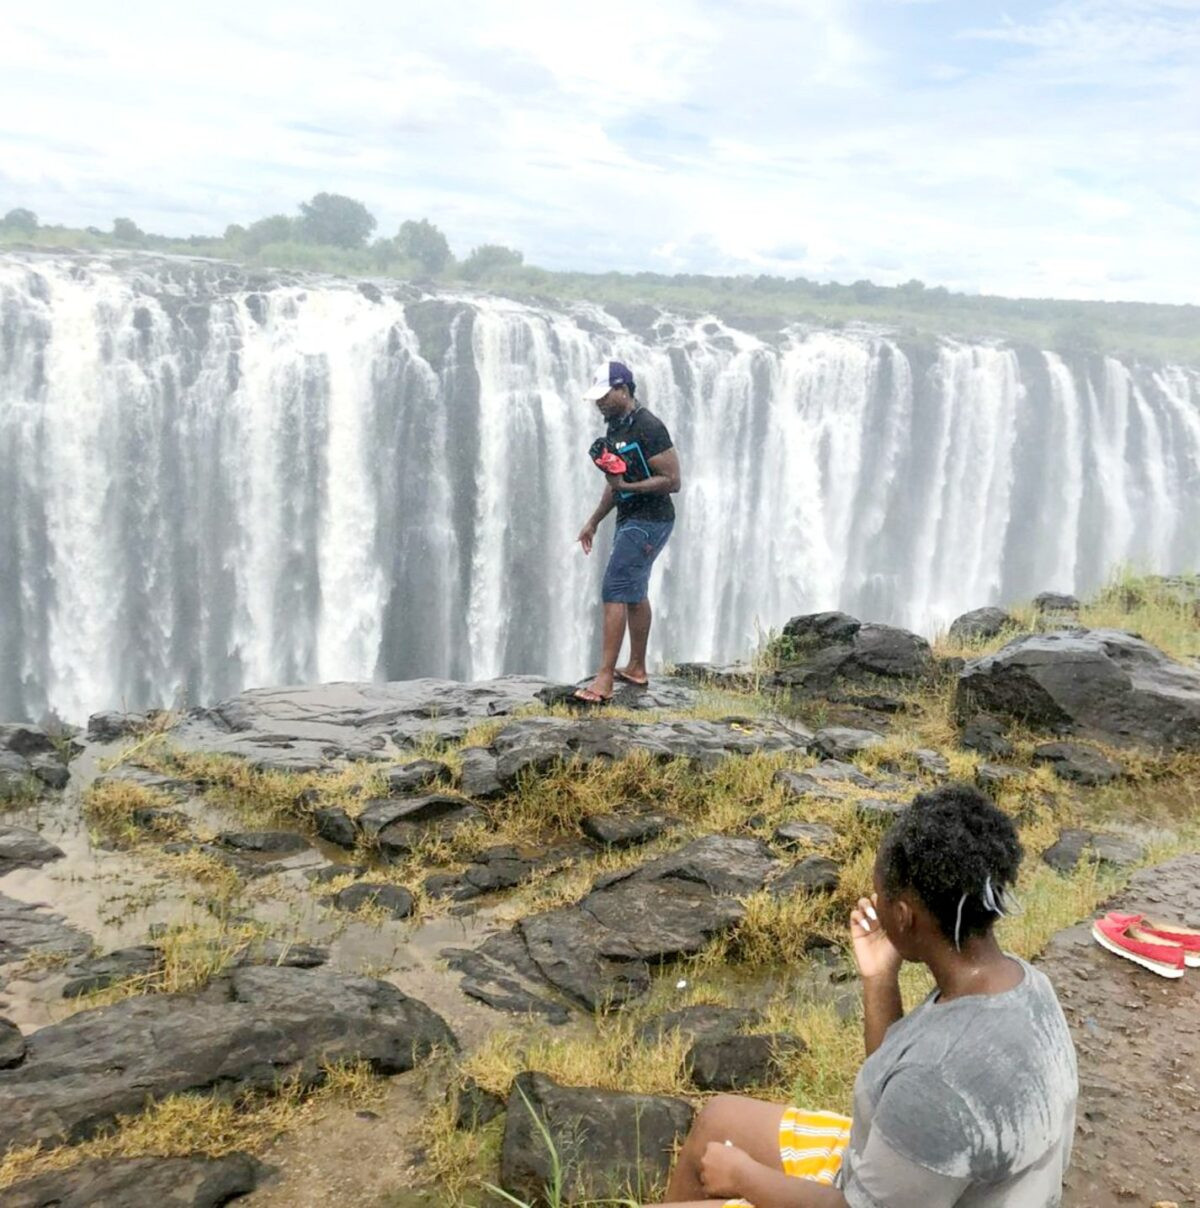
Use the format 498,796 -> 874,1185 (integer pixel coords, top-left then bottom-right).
602,520 -> 674,604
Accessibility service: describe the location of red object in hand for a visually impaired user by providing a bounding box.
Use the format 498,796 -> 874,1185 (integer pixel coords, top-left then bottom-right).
589,437 -> 627,476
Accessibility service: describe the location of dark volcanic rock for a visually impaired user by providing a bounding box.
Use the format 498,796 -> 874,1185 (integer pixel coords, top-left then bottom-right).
912,748 -> 951,777
636,1004 -> 762,1046
1031,742 -> 1123,786
960,715 -> 1015,758
218,830 -> 310,855
328,883 -> 415,918
86,711 -> 149,743
0,824 -> 65,875
3,1153 -> 269,1207
776,617 -> 935,690
0,894 -> 91,967
455,1078 -> 504,1129
975,763 -> 1024,790
770,855 -> 840,896
458,746 -> 504,799
312,807 -> 358,850
372,797 -> 484,859
385,759 -> 452,794
130,806 -> 190,834
305,862 -> 368,885
0,965 -> 455,1151
856,797 -> 908,822
581,811 -> 671,848
783,611 -> 861,644
28,754 -> 70,790
0,750 -> 38,801
948,606 -> 1015,644
0,1017 -> 25,1068
807,726 -> 885,761
443,934 -> 572,1024
956,629 -> 1200,749
687,1032 -> 803,1092
1043,829 -> 1146,874
774,760 -> 874,801
62,946 -> 162,998
1034,592 -> 1081,614
0,723 -> 56,758
773,820 -> 837,848
501,1072 -> 692,1206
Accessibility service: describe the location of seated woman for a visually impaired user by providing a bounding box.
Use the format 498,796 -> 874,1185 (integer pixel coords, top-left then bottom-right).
655,783 -> 1078,1207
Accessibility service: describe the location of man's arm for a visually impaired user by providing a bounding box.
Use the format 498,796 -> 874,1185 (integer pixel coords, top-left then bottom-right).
577,484 -> 616,554
605,447 -> 682,496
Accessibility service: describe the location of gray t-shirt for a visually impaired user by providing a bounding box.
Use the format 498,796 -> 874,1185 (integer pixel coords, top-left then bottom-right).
838,958 -> 1078,1208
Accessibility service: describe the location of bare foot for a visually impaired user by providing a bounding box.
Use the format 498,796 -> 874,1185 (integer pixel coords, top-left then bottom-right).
575,672 -> 615,702
616,664 -> 649,687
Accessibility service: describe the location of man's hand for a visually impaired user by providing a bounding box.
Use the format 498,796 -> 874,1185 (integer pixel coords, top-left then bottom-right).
699,1140 -> 752,1199
577,523 -> 596,555
850,894 -> 901,982
604,472 -> 626,491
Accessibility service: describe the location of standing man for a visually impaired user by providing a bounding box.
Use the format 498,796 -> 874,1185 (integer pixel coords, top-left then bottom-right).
575,361 -> 681,703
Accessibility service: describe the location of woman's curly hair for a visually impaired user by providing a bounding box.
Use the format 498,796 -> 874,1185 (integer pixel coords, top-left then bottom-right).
877,782 -> 1023,946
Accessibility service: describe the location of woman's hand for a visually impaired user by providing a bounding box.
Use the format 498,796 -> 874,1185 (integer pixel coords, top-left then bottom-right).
699,1140 -> 753,1199
850,894 -> 901,982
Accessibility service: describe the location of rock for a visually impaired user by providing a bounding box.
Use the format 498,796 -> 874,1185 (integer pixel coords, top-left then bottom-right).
957,630 -> 1200,750
1034,592 -> 1081,614
975,763 -> 1024,790
1031,743 -> 1123,786
773,820 -> 837,848
912,748 -> 951,776
671,662 -> 756,691
305,862 -> 367,885
129,806 -> 189,835
85,712 -> 149,743
170,676 -> 555,762
948,606 -> 1015,644
782,611 -> 861,644
774,760 -> 874,802
1043,829 -> 1145,874
443,936 -> 572,1024
312,807 -> 358,849
0,965 -> 456,1151
636,1004 -> 762,1046
0,894 -> 91,968
775,620 -> 935,688
233,937 -> 327,969
0,1017 -> 25,1069
218,830 -> 310,855
0,750 -> 38,801
770,855 -> 840,896
62,947 -> 163,998
0,724 -> 56,758
0,824 -> 65,875
92,765 -> 194,799
687,1033 -> 803,1092
28,754 -> 70,790
500,1071 -> 692,1206
960,715 -> 1015,759
328,883 -> 415,919
3,1153 -> 269,1207
856,797 -> 908,821
455,1078 -> 504,1129
538,677 -> 699,713
385,759 -> 452,795
458,747 -> 504,799
581,811 -> 671,848
372,796 -> 484,859
807,726 -> 885,761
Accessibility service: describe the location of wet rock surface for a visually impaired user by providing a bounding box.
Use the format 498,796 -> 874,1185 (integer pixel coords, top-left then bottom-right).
687,1031 -> 804,1092
957,629 -> 1200,749
500,1071 -> 692,1206
0,1016 -> 26,1068
580,811 -> 673,848
4,1153 -> 271,1207
0,724 -> 69,800
0,893 -> 91,971
1042,828 -> 1146,873
774,615 -> 937,689
1041,854 -> 1200,1208
0,965 -> 456,1151
773,820 -> 837,848
807,726 -> 885,760
959,714 -> 1015,758
1031,742 -> 1124,786
61,946 -> 162,997
770,855 -> 841,896
218,830 -> 311,855
947,606 -> 1014,644
0,824 -> 65,875
85,711 -> 149,743
327,883 -> 415,918
635,1003 -> 762,1046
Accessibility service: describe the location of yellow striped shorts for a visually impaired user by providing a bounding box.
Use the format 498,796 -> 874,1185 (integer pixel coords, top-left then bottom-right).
724,1107 -> 852,1207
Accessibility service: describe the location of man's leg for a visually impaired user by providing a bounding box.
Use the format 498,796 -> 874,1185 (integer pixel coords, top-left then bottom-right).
618,597 -> 652,684
580,601 -> 627,699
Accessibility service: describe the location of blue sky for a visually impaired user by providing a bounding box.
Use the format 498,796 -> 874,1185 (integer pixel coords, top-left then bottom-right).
3,0 -> 1198,301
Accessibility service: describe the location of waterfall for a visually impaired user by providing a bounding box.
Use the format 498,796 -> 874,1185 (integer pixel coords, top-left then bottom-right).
2,252 -> 1198,723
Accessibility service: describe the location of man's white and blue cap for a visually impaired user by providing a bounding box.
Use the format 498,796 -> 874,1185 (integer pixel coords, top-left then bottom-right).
583,360 -> 636,401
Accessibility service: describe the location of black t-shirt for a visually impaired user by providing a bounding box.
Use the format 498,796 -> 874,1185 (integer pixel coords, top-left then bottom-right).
605,406 -> 676,524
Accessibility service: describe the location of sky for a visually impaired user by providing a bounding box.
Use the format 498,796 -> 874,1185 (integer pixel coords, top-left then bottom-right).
2,0 -> 1199,303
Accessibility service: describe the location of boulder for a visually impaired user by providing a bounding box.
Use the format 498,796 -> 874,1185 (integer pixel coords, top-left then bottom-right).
3,1153 -> 269,1207
775,619 -> 935,690
807,726 -> 885,761
217,830 -> 310,855
959,715 -> 1015,759
913,748 -> 951,777
635,1004 -> 762,1047
455,1078 -> 504,1130
28,754 -> 70,790
773,820 -> 837,849
0,894 -> 90,969
0,724 -> 56,758
770,855 -> 841,896
0,750 -> 38,801
384,759 -> 452,795
0,965 -> 456,1151
0,824 -> 65,875
85,712 -> 149,743
1034,592 -> 1081,614
312,807 -> 358,850
1031,742 -> 1123,786
782,611 -> 861,644
975,763 -> 1024,790
0,1017 -> 25,1069
581,811 -> 672,848
687,1032 -> 803,1092
947,607 -> 1014,644
774,761 -> 874,801
62,946 -> 163,998
458,747 -> 504,799
328,883 -> 415,919
500,1072 -> 692,1206
1042,829 -> 1145,874
376,805 -> 484,859
956,630 -> 1200,749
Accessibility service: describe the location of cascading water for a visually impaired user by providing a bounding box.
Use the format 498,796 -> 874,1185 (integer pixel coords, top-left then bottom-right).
2,251 -> 1198,723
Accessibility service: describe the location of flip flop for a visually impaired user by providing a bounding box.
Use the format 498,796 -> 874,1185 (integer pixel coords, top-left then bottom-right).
615,670 -> 649,688
572,687 -> 612,705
